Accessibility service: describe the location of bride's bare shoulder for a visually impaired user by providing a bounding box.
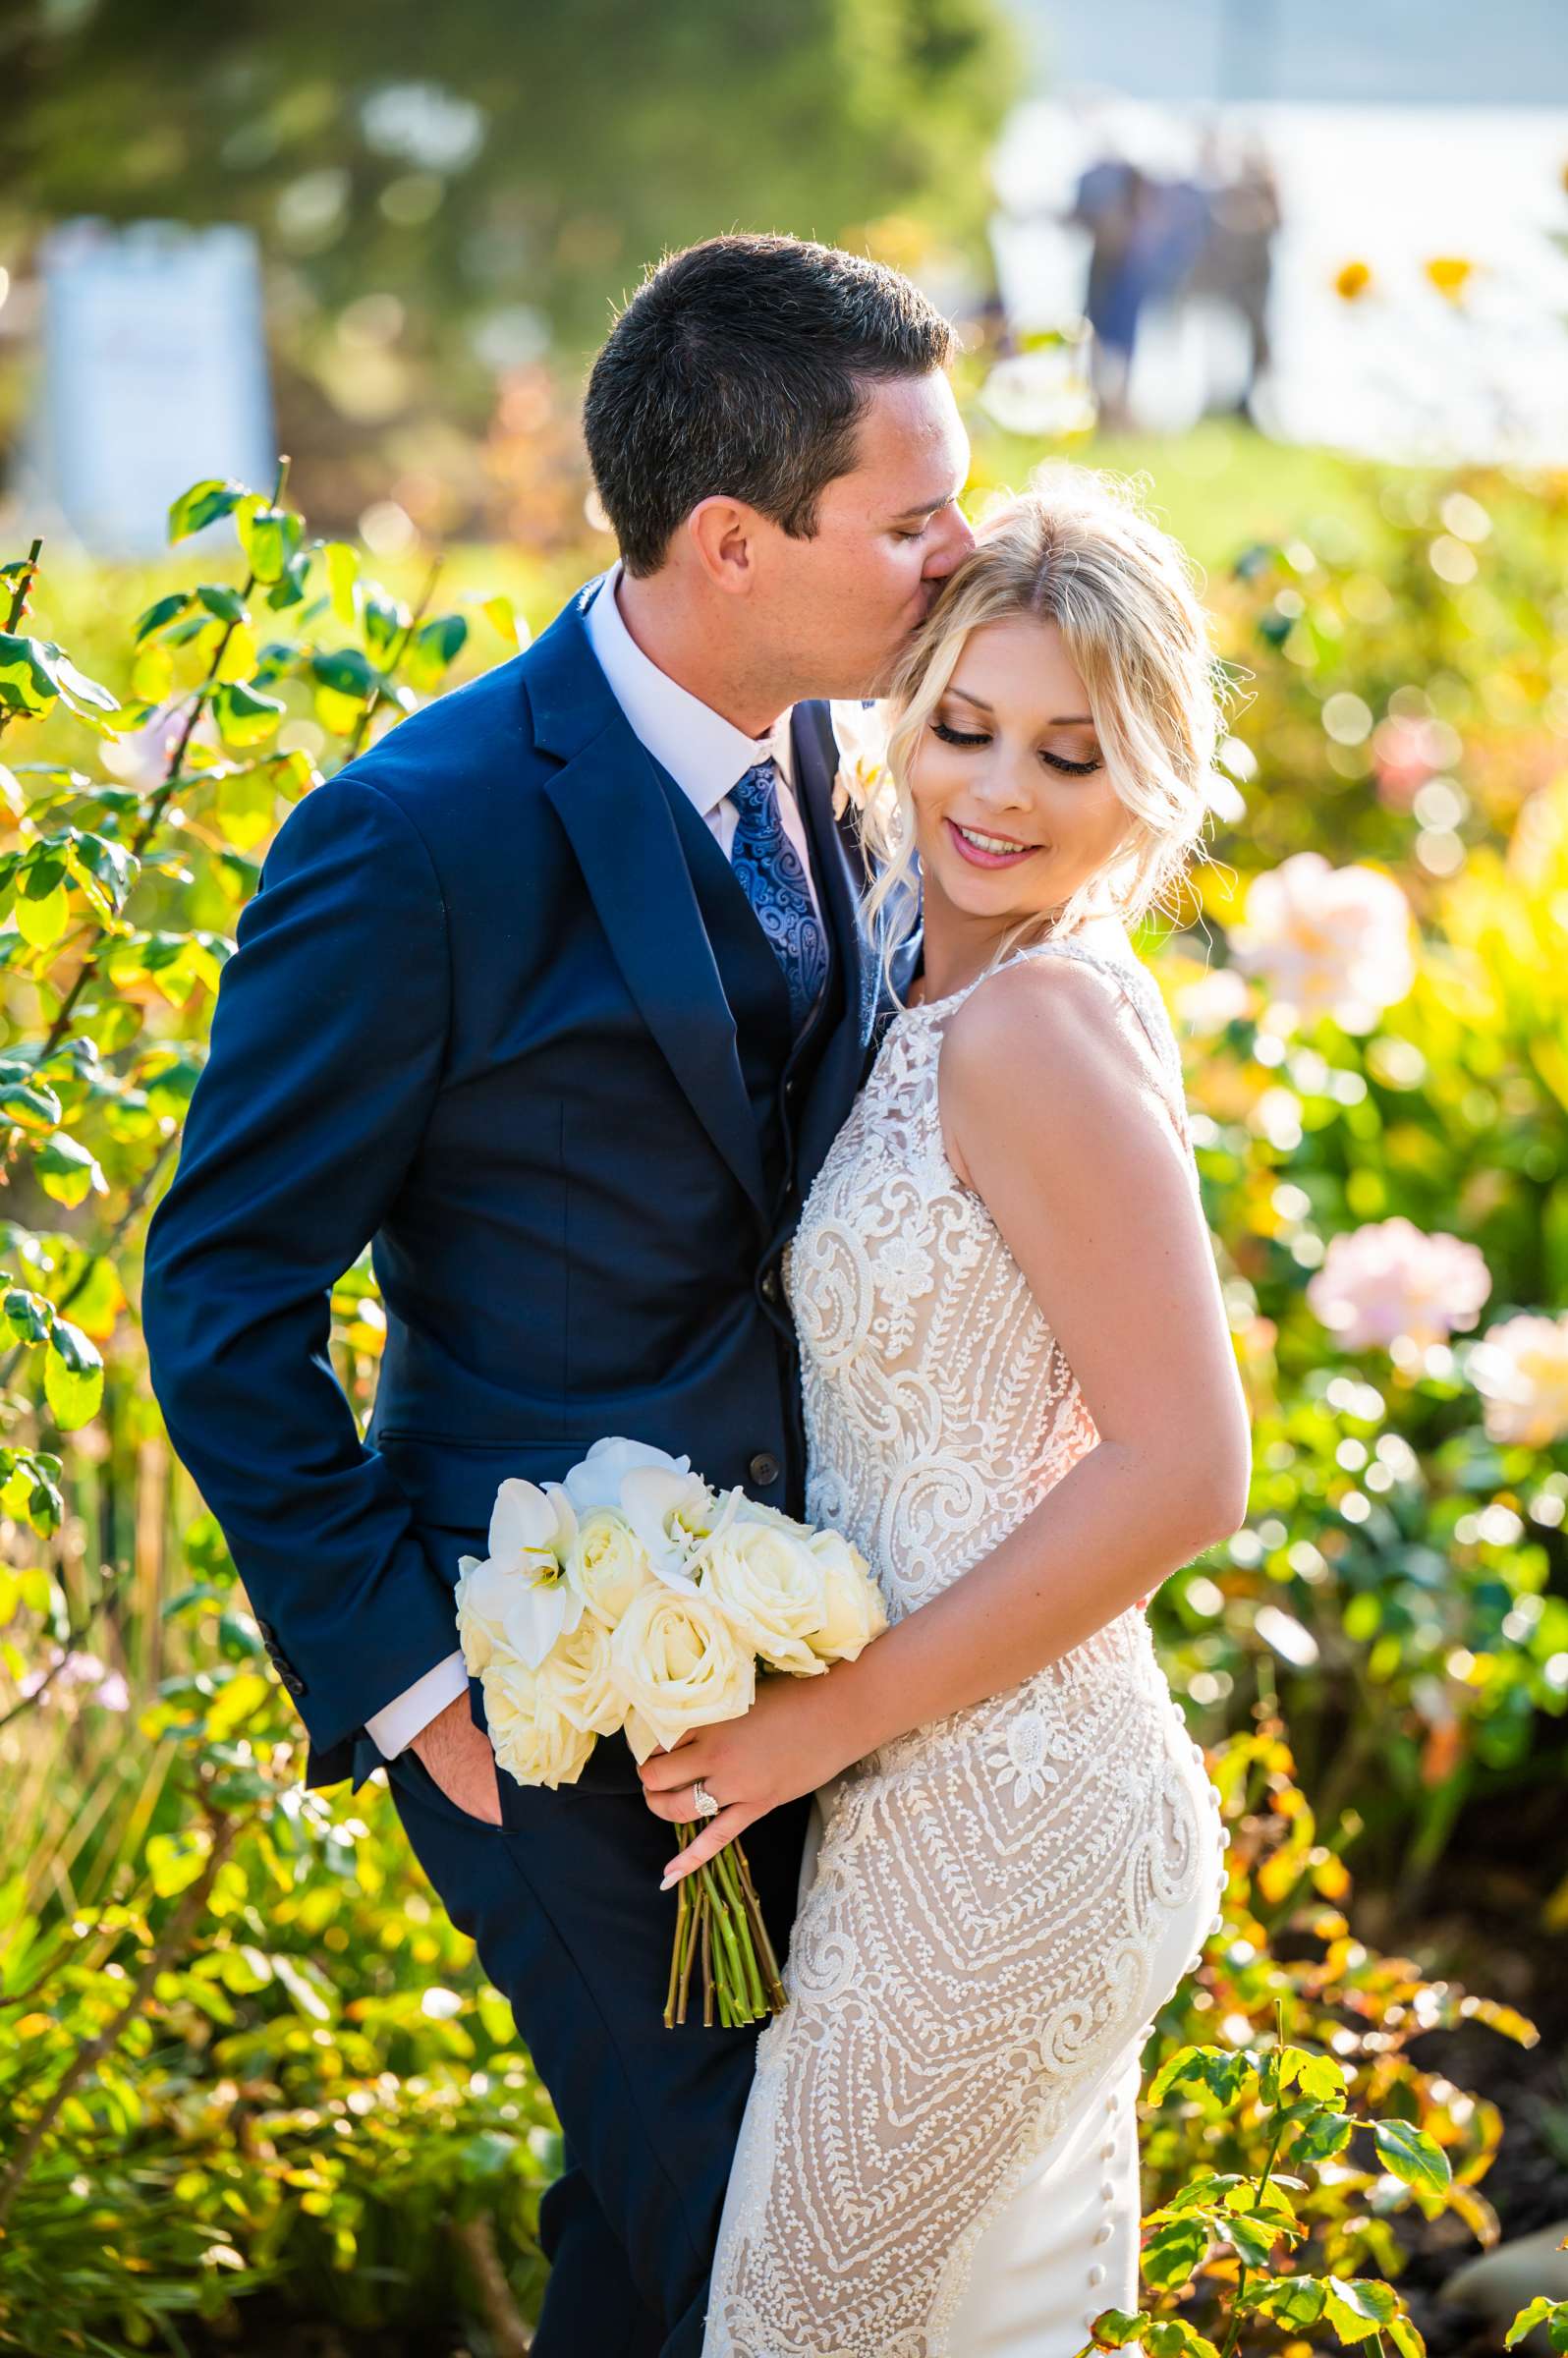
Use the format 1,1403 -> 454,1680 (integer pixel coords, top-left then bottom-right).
942,948 -> 1136,1084
939,947 -> 1174,1181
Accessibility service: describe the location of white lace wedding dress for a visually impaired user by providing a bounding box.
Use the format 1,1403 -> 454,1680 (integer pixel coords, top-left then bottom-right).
702,927 -> 1229,2358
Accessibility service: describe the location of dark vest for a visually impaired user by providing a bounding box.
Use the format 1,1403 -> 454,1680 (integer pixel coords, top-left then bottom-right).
651,738 -> 847,1230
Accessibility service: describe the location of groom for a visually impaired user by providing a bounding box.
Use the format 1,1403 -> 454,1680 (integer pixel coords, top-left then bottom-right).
142,233 -> 972,2356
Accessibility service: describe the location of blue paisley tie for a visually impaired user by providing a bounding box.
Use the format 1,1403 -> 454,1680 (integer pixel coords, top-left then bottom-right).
729,758 -> 829,1035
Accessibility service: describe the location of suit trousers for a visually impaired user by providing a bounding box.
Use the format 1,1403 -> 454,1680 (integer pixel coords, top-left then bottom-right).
385,1726 -> 810,2358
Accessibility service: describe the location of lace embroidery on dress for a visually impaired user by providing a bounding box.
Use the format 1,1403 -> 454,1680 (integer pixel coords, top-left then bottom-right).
703,929 -> 1225,2358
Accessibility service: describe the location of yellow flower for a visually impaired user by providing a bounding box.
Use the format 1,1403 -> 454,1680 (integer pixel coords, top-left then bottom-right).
1425,255 -> 1474,302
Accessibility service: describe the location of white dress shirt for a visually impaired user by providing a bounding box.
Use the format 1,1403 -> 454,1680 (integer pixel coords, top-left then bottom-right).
364,568 -> 822,1761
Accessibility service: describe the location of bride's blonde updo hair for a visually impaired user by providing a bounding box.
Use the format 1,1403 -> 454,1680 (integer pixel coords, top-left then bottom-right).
863,464 -> 1229,968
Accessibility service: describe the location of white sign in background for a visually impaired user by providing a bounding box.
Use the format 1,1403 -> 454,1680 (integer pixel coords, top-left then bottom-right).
28,220 -> 276,558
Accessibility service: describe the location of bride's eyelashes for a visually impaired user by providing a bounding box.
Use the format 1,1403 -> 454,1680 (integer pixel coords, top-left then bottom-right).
928,718 -> 1103,776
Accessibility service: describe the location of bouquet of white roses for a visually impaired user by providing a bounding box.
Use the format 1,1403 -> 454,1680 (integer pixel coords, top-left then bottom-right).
454,1436 -> 886,2028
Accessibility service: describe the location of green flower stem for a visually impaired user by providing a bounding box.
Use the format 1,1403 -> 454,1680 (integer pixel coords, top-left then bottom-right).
342,555 -> 443,765
718,1852 -> 767,2014
708,1880 -> 762,2023
700,1892 -> 714,2028
729,1838 -> 787,2012
667,1820 -> 701,2026
0,539 -> 43,749
664,1872 -> 691,2029
1217,2004 -> 1293,2358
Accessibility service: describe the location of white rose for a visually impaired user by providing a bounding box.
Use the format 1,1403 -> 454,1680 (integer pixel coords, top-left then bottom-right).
701,1521 -> 830,1675
482,1658 -> 596,1789
805,1530 -> 887,1662
730,1495 -> 814,1538
453,1551 -> 515,1673
567,1507 -> 656,1630
538,1613 -> 625,1738
609,1583 -> 756,1759
562,1436 -> 692,1515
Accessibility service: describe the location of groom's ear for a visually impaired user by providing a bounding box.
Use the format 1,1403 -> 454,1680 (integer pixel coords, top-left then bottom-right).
686,496 -> 763,597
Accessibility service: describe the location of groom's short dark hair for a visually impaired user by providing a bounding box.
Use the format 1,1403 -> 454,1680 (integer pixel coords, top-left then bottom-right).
584,234 -> 956,577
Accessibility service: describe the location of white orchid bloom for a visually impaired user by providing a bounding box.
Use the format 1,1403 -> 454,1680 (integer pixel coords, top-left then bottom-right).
489,1475 -> 577,1566
561,1435 -> 693,1516
619,1465 -> 716,1591
458,1476 -> 584,1671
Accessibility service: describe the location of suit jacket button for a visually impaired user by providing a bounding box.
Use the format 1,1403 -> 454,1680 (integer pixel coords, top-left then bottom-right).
748,1451 -> 781,1488
760,1268 -> 780,1303
282,1669 -> 307,1698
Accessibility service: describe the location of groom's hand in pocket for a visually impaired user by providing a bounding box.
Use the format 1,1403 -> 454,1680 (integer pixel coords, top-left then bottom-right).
411,1693 -> 503,1825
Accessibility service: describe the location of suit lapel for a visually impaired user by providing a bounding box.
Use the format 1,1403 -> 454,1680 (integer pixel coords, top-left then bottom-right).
532,590 -> 770,1222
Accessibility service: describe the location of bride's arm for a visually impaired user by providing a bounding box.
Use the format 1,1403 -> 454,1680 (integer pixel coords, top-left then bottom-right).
641,953 -> 1251,1880
826,951 -> 1251,1748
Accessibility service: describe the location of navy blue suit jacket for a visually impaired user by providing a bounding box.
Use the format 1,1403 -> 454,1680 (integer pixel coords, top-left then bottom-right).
141,582 -> 891,1788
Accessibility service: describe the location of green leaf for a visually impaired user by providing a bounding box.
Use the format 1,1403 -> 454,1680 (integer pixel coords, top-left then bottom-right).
238,504 -> 304,584
1087,2313 -> 1149,2350
1295,2109 -> 1358,2166
15,882 -> 69,949
0,1079 -> 62,1132
0,633 -> 61,716
196,584 -> 248,625
1506,2299 -> 1560,2348
212,766 -> 279,851
363,587 -> 410,660
1372,2118 -> 1452,2196
1142,2215 -> 1209,2291
1148,2045 -> 1258,2107
1164,2173 -> 1247,2215
406,611 -> 468,691
72,831 -> 139,911
145,1830 -> 210,1897
44,1319 -> 103,1430
33,1133 -> 106,1207
211,680 -> 286,749
1243,2278 -> 1326,2329
5,1290 -> 52,1343
1322,2277 -> 1398,2344
264,548 -> 312,610
310,646 -> 378,700
1146,2324 -> 1221,2358
51,653 -> 118,715
134,590 -> 193,643
1278,2045 -> 1347,2103
168,477 -> 248,543
1388,2314 -> 1427,2358
324,541 -> 361,626
1228,2216 -> 1282,2268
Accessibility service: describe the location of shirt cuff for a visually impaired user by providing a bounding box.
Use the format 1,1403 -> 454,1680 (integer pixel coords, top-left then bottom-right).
365,1651 -> 469,1760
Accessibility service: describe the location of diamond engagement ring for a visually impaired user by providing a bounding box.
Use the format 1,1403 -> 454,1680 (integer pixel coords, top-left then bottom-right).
692,1778 -> 720,1821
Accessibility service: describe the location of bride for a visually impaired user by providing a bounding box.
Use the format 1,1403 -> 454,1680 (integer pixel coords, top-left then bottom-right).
639,467 -> 1251,2358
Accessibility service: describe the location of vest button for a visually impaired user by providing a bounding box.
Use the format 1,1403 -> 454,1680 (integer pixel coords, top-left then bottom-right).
748,1451 -> 781,1488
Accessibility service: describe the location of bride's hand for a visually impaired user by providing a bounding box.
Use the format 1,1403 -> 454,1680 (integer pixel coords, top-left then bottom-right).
638,1670 -> 856,1889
